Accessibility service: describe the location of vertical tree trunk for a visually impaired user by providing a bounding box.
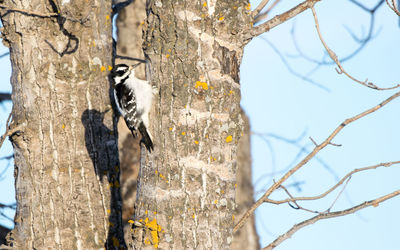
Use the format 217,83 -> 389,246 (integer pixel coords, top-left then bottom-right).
1,0 -> 125,248
115,0 -> 146,240
232,112 -> 260,250
131,0 -> 252,248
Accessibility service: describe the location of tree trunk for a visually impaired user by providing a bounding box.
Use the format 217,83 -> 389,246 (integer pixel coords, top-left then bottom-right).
115,0 -> 146,240
130,0 -> 252,248
232,112 -> 260,250
1,0 -> 125,248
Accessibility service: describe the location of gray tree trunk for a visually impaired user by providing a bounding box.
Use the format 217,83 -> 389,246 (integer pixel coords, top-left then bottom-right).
1,0 -> 125,248
130,0 -> 252,248
232,112 -> 260,250
116,2 -> 259,248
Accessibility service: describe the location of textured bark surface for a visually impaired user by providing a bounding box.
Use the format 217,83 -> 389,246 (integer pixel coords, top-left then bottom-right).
130,0 -> 252,248
232,112 -> 260,250
1,0 -> 125,248
115,0 -> 146,240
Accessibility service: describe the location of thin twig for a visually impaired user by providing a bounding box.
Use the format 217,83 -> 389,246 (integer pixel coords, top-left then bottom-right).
233,91 -> 400,233
265,161 -> 400,204
324,176 -> 351,212
0,4 -> 58,18
279,185 -> 319,213
0,112 -> 12,149
252,0 -> 272,19
311,6 -> 400,90
254,0 -> 282,24
246,0 -> 321,40
309,137 -> 318,146
386,0 -> 400,15
263,190 -> 400,249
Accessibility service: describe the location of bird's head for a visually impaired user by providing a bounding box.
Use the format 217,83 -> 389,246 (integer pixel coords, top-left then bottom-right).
111,63 -> 140,86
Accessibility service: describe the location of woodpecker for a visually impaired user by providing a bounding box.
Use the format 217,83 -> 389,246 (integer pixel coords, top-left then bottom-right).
111,63 -> 156,152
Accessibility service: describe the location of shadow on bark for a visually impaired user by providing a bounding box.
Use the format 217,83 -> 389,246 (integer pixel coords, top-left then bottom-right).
81,109 -> 126,249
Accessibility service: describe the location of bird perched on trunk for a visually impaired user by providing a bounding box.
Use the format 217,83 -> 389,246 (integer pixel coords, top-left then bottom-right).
111,63 -> 156,152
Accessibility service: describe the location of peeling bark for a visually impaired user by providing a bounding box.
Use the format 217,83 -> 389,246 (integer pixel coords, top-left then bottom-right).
1,0 -> 125,248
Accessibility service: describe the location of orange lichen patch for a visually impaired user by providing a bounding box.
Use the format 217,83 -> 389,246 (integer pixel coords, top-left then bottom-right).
107,209 -> 111,214
140,21 -> 145,25
229,90 -> 234,95
218,16 -> 224,21
108,65 -> 113,71
181,131 -> 186,136
145,218 -> 162,248
194,140 -> 199,144
232,215 -> 235,220
246,3 -> 251,10
225,135 -> 233,143
145,210 -> 148,215
106,15 -> 110,20
169,127 -> 173,131
203,2 -> 207,7
61,124 -> 65,129
234,183 -> 237,188
166,54 -> 170,58
214,200 -> 218,204
100,66 -> 106,72
128,220 -> 134,224
195,81 -> 208,90
112,236 -> 119,247
155,170 -> 158,174
192,214 -> 196,219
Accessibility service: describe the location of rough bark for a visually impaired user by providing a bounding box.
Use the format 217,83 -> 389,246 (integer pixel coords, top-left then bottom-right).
1,0 -> 125,248
115,0 -> 146,240
130,0 -> 252,248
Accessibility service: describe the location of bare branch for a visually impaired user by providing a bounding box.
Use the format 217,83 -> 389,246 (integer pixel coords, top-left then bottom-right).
0,93 -> 11,102
311,6 -> 400,90
254,0 -> 282,24
233,91 -> 400,233
0,4 -> 58,18
265,161 -> 400,205
252,0 -> 272,19
246,0 -> 321,40
0,4 -> 89,24
324,176 -> 351,212
263,190 -> 400,249
386,0 -> 400,15
0,113 -> 12,149
289,1 -> 384,66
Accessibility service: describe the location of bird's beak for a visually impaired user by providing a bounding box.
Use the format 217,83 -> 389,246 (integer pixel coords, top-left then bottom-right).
130,63 -> 141,70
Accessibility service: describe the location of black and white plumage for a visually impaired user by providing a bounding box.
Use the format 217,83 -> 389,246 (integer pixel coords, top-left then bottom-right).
111,63 -> 156,152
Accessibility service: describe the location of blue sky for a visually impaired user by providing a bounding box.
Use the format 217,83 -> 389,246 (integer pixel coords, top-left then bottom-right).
241,0 -> 400,249
1,0 -> 400,249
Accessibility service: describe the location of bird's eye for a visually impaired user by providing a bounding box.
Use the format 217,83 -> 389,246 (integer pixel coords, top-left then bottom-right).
115,70 -> 127,76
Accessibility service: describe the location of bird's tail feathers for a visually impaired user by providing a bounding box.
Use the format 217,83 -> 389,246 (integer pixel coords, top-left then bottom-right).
138,121 -> 154,152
